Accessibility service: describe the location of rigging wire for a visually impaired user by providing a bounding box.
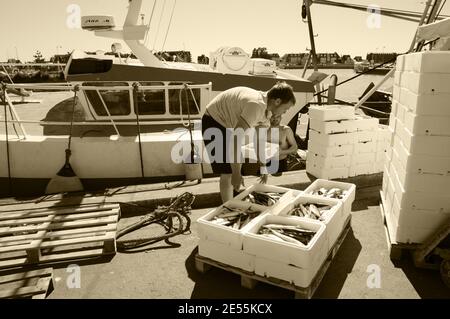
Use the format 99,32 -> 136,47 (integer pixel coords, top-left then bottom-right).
144,0 -> 158,48
161,0 -> 177,53
435,0 -> 447,21
152,0 -> 167,52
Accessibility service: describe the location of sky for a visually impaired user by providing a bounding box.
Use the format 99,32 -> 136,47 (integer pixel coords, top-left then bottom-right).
0,0 -> 449,62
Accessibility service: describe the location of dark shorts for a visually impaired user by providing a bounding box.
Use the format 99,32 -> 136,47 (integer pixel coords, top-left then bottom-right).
201,114 -> 232,174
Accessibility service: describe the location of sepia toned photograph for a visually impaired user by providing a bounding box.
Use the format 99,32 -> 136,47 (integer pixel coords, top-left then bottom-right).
0,0 -> 449,304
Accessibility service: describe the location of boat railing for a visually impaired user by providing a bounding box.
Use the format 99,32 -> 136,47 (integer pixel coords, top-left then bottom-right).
1,82 -> 212,140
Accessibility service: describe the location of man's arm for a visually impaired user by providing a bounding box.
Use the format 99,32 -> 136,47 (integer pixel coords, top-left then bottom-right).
279,127 -> 298,157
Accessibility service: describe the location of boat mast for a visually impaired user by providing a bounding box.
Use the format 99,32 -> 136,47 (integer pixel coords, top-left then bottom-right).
303,0 -> 322,104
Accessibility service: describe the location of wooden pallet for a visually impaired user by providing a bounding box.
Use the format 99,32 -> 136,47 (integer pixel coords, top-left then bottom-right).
195,216 -> 351,299
379,191 -> 418,261
0,204 -> 120,269
0,268 -> 54,299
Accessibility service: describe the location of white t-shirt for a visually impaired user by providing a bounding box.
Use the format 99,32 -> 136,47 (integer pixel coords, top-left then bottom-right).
206,87 -> 271,128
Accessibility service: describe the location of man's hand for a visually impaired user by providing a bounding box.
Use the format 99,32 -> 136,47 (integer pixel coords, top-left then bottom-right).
258,174 -> 268,184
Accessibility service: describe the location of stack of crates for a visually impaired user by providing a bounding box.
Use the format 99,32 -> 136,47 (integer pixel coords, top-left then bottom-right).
197,180 -> 355,288
381,51 -> 450,244
306,105 -> 390,179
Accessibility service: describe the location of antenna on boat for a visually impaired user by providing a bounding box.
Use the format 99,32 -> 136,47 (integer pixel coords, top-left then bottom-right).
80,0 -> 165,68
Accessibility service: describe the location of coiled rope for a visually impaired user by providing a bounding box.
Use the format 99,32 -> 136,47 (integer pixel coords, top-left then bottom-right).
116,192 -> 195,252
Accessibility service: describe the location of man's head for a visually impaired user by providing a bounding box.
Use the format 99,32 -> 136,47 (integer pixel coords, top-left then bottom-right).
267,81 -> 296,116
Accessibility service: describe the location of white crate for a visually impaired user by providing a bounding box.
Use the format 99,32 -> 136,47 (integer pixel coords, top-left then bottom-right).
385,147 -> 393,164
309,118 -> 356,134
376,140 -> 388,152
353,116 -> 379,132
254,256 -> 322,288
303,179 -> 356,218
350,153 -> 376,166
353,141 -> 377,154
398,87 -> 450,116
197,201 -> 265,249
373,161 -> 384,174
242,214 -> 327,269
394,137 -> 450,176
390,155 -> 450,203
349,163 -> 375,177
306,161 -> 350,179
392,154 -> 450,196
198,239 -> 256,272
395,101 -> 408,124
393,85 -> 401,102
400,72 -> 450,95
403,112 -> 450,136
376,150 -> 387,162
354,130 -> 377,143
377,125 -> 392,142
395,119 -> 450,157
276,194 -> 344,252
308,142 -> 354,157
394,71 -> 401,86
392,194 -> 450,244
306,152 -> 351,169
233,183 -> 294,212
403,51 -> 450,74
309,129 -> 355,146
308,104 -> 356,121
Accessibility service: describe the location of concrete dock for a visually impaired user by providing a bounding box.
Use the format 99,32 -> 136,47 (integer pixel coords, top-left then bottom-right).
1,171 -> 449,299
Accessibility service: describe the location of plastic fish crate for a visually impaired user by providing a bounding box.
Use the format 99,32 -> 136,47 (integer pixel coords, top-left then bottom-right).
276,194 -> 344,252
303,179 -> 356,219
308,142 -> 354,157
306,161 -> 350,180
377,125 -> 392,142
309,129 -> 355,147
376,150 -> 387,162
376,140 -> 388,152
309,118 -> 356,135
351,153 -> 376,166
353,116 -> 379,132
391,148 -> 450,196
402,51 -> 450,74
394,137 -> 450,177
242,215 -> 327,270
306,152 -> 351,169
389,157 -> 449,211
373,161 -> 384,174
399,71 -> 450,95
197,201 -> 266,250
392,193 -> 450,244
354,130 -> 377,143
254,255 -> 322,288
353,141 -> 377,154
198,239 -> 256,272
349,163 -> 376,177
398,87 -> 450,116
233,183 -> 299,213
395,118 -> 450,157
403,112 -> 450,136
308,104 -> 356,122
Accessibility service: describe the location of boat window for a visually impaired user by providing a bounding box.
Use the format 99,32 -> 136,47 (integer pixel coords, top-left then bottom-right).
83,82 -> 131,116
136,82 -> 166,115
68,58 -> 113,75
168,82 -> 200,115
